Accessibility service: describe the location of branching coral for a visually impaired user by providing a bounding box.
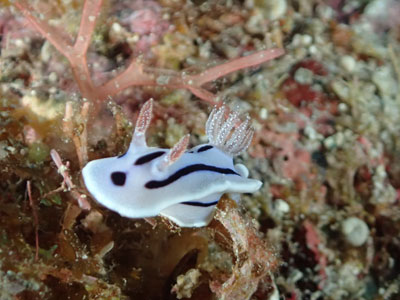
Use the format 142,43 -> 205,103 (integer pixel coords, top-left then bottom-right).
15,0 -> 284,107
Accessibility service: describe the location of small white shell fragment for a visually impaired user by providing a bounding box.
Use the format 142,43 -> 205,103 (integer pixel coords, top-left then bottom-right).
288,269 -> 303,284
83,100 -> 262,227
274,199 -> 290,214
292,34 -> 313,47
21,95 -> 64,120
259,108 -> 268,120
338,102 -> 348,113
331,80 -> 350,101
263,0 -> 287,20
304,125 -> 323,141
363,0 -> 391,22
171,269 -> 201,299
111,22 -> 122,33
341,217 -> 370,247
372,66 -> 397,97
340,55 -> 356,73
294,67 -> 314,85
268,273 -> 280,300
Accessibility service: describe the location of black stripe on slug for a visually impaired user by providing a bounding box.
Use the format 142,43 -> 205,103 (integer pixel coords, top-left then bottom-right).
118,151 -> 128,158
145,164 -> 239,189
197,145 -> 213,153
134,151 -> 165,165
181,200 -> 218,207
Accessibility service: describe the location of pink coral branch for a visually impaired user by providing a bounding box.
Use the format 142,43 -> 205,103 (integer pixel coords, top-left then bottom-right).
187,87 -> 217,105
98,61 -> 219,105
98,61 -> 151,96
15,0 -> 284,107
69,0 -> 104,99
15,0 -> 98,102
98,48 -> 284,105
74,0 -> 103,55
189,48 -> 285,86
15,1 -> 74,57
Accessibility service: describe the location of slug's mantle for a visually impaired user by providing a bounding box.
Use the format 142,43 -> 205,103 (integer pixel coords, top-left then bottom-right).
82,100 -> 262,227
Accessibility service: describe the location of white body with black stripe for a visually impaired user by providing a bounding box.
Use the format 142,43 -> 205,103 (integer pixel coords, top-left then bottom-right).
82,100 -> 262,227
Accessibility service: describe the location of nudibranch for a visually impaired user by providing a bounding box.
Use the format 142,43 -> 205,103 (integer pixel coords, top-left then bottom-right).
82,99 -> 262,227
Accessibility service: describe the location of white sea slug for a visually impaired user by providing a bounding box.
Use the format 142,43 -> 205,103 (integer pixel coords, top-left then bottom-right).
82,99 -> 262,227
